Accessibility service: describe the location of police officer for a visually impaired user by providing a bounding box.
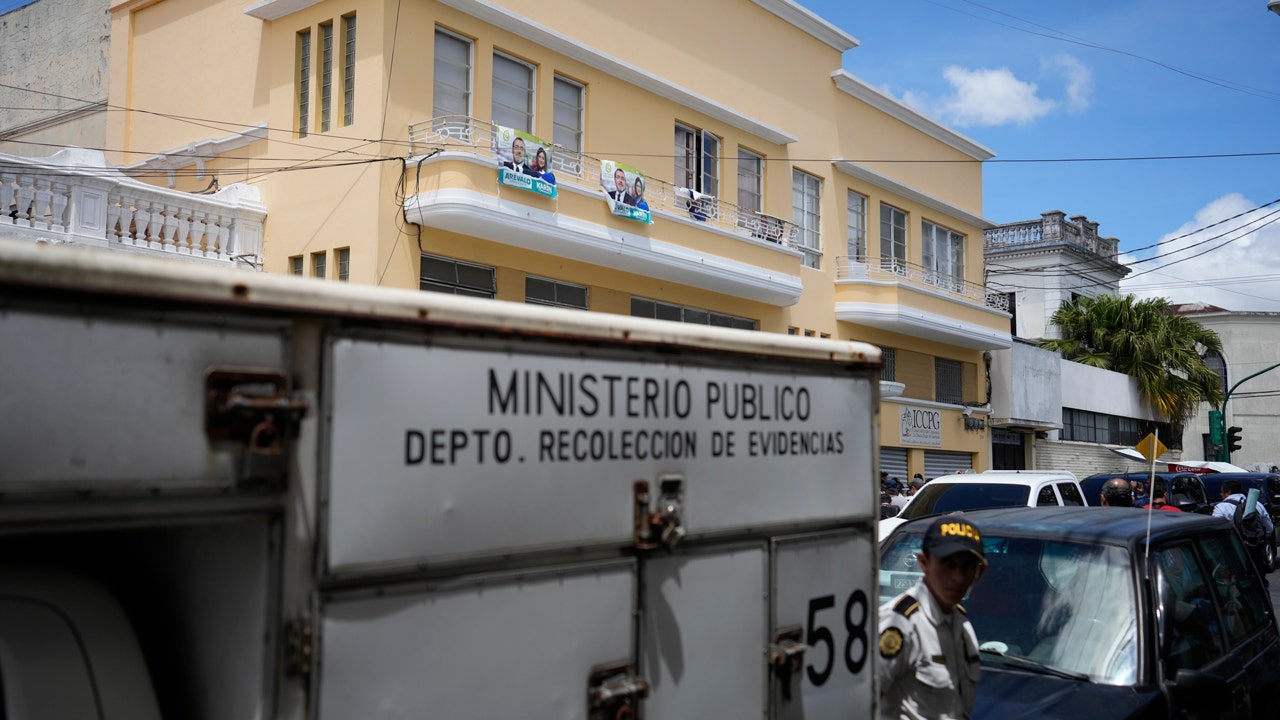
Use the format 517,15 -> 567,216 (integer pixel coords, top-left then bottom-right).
878,515 -> 985,720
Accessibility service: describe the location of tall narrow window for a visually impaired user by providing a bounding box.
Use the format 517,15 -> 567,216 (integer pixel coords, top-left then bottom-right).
880,204 -> 907,274
921,220 -> 965,291
935,358 -> 963,405
552,75 -> 583,152
312,251 -> 326,279
290,256 -> 303,276
319,22 -> 333,132
847,190 -> 867,260
336,248 -> 350,282
433,29 -> 472,119
342,15 -> 356,126
297,30 -> 312,137
674,124 -> 719,196
492,52 -> 534,132
791,169 -> 822,269
737,147 -> 762,214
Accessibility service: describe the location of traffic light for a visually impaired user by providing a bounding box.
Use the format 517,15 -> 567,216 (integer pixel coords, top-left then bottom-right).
1227,426 -> 1244,455
1209,410 -> 1225,447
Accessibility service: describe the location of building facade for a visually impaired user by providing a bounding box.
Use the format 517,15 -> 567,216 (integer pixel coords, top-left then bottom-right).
1174,304 -> 1280,470
984,211 -> 1179,477
5,0 -> 1013,473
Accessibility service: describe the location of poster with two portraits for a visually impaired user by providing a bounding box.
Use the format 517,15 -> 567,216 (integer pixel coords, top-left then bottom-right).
494,126 -> 557,199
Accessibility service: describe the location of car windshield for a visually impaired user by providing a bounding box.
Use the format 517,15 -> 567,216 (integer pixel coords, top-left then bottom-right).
900,483 -> 1031,520
880,531 -> 1137,685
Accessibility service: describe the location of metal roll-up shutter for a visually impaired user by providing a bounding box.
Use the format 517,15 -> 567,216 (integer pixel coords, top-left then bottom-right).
880,447 -> 908,483
924,450 -> 973,480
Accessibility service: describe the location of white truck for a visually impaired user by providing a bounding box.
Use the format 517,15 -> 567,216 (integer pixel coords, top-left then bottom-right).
0,240 -> 881,719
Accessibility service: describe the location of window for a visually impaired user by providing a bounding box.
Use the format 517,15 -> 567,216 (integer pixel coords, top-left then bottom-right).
1036,485 -> 1060,506
1155,544 -> 1225,675
880,204 -> 907,273
791,169 -> 821,269
420,254 -> 495,298
320,22 -> 333,132
1061,408 -> 1177,449
492,52 -> 533,132
881,347 -> 896,382
1058,482 -> 1085,506
297,30 -> 312,137
552,75 -> 583,154
1005,292 -> 1018,336
787,327 -> 798,335
433,29 -> 472,119
311,251 -> 326,279
737,148 -> 762,214
847,191 -> 867,260
935,358 -> 962,405
290,256 -> 303,276
674,124 -> 719,196
631,297 -> 755,330
922,220 -> 965,291
526,276 -> 587,309
342,15 -> 356,126
1202,349 -> 1227,394
336,248 -> 350,282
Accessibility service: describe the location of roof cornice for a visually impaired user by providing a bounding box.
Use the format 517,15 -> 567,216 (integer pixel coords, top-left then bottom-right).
751,0 -> 859,52
834,159 -> 991,230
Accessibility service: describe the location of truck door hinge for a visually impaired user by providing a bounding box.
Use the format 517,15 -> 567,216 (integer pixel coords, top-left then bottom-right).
205,369 -> 311,485
285,614 -> 314,678
588,662 -> 648,720
769,625 -> 805,701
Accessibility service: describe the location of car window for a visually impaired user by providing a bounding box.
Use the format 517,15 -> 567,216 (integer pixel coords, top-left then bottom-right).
966,538 -> 1136,685
1036,485 -> 1060,507
1058,482 -> 1085,506
1155,544 -> 1227,678
878,534 -> 926,605
900,484 -> 1031,520
1198,533 -> 1272,647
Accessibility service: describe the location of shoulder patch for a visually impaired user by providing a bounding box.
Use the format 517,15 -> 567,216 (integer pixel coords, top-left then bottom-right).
879,627 -> 905,659
893,595 -> 920,618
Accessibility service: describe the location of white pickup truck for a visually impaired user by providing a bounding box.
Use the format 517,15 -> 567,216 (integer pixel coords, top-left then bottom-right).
0,240 -> 881,719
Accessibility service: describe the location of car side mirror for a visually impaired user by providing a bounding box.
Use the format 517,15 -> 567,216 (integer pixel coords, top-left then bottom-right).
1168,668 -> 1228,714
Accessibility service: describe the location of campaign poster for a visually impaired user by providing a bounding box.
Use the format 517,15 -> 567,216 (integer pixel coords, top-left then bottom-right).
599,159 -> 652,224
494,126 -> 557,199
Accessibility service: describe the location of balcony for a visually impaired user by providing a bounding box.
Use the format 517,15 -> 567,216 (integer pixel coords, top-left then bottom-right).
984,211 -> 1120,261
404,116 -> 805,305
0,148 -> 265,268
834,254 -> 1011,350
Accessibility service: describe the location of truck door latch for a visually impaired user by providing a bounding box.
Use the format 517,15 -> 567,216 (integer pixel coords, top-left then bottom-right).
634,474 -> 686,551
588,661 -> 649,720
769,625 -> 805,701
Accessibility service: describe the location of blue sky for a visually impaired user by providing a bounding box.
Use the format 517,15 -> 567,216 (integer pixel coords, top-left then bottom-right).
802,0 -> 1280,311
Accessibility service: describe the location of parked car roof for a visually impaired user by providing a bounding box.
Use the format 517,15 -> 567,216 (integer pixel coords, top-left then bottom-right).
887,504 -> 1225,548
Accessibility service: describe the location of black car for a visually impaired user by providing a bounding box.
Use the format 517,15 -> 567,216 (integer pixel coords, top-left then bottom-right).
1199,473 -> 1280,570
1080,472 -> 1212,513
879,507 -> 1280,719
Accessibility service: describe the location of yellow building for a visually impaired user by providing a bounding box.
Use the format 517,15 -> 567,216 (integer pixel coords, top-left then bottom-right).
100,0 -> 1010,474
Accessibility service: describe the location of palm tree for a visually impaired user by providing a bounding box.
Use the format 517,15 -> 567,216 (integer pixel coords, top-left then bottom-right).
1040,294 -> 1223,426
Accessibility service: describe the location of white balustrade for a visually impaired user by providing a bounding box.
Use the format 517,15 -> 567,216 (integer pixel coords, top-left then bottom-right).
0,148 -> 266,268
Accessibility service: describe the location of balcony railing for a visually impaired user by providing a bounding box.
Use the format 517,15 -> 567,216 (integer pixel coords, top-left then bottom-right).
408,116 -> 806,254
984,215 -> 1120,260
0,148 -> 266,267
836,254 -> 1009,312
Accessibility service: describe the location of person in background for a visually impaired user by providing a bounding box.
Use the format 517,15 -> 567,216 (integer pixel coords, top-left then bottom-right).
1131,481 -> 1149,509
907,476 -> 924,496
878,516 -> 985,720
1213,479 -> 1273,581
1145,481 -> 1182,512
1100,478 -> 1134,507
533,147 -> 556,184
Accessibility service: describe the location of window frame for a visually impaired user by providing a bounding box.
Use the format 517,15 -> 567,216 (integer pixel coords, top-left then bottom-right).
630,297 -> 755,330
311,250 -> 326,280
791,168 -> 822,269
342,14 -> 356,126
674,123 -> 720,196
319,21 -> 333,132
296,29 -> 312,137
737,147 -> 763,215
336,247 -> 350,282
492,51 -> 535,133
289,255 -> 303,276
847,190 -> 868,261
433,28 -> 473,120
921,219 -> 966,292
934,357 -> 963,405
525,275 -> 588,310
880,203 -> 908,273
419,253 -> 496,298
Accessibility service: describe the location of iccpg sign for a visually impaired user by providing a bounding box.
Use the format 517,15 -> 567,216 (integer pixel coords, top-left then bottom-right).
898,406 -> 942,448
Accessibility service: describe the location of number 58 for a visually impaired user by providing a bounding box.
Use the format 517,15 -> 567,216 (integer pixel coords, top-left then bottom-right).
805,590 -> 869,686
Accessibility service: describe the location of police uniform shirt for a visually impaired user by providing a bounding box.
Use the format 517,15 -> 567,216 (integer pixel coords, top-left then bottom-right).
877,579 -> 980,720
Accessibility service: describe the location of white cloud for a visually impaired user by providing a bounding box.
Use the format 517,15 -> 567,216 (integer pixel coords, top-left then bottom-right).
895,55 -> 1093,127
1121,194 -> 1280,311
936,66 -> 1055,126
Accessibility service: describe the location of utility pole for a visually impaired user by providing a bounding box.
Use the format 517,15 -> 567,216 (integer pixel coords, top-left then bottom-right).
1214,361 -> 1280,462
